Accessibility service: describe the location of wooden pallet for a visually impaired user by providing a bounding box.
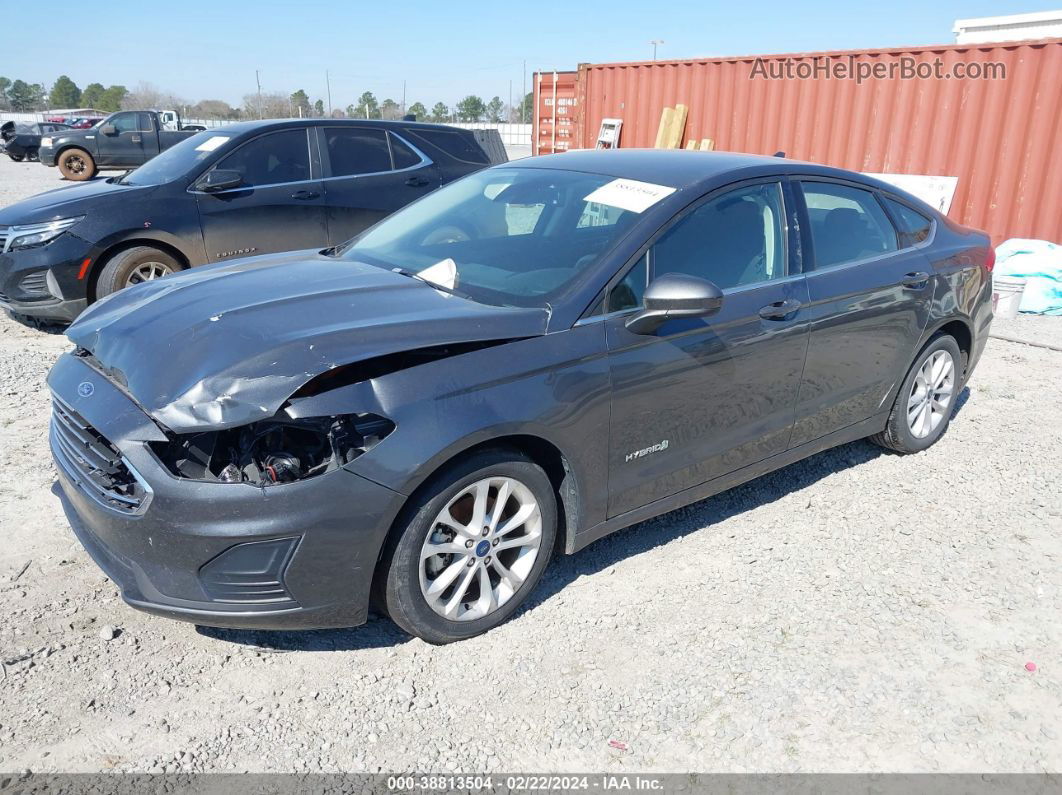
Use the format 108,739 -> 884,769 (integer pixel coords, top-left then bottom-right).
653,104 -> 688,149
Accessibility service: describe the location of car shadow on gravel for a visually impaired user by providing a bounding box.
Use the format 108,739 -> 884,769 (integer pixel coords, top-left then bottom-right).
195,617 -> 410,652
4,310 -> 68,335
175,387 -> 967,651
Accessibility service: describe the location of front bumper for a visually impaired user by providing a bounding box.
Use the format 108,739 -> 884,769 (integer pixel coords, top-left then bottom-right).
48,352 -> 407,629
0,232 -> 94,322
38,145 -> 57,167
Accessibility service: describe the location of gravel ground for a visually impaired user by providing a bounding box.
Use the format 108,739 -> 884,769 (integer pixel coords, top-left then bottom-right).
0,155 -> 102,207
1,154 -> 1060,774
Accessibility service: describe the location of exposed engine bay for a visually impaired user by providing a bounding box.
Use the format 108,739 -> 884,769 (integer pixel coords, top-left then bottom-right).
150,413 -> 394,486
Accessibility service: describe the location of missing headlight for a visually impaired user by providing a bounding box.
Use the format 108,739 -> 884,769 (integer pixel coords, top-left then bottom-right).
150,413 -> 394,485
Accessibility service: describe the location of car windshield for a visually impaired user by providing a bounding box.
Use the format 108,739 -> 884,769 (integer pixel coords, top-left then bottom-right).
337,167 -> 645,307
118,130 -> 236,186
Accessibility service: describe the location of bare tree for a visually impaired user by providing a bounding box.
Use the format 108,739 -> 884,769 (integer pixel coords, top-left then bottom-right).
242,91 -> 293,119
122,82 -> 186,111
192,99 -> 239,120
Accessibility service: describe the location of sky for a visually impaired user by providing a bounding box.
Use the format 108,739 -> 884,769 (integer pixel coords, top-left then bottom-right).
5,0 -> 1057,111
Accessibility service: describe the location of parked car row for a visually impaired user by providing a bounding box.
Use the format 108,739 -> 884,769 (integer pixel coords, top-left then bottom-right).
0,100 -> 996,644
0,118 -> 501,321
46,116 -> 103,129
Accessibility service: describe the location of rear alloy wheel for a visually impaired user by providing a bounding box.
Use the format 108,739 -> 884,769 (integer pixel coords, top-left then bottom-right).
907,350 -> 955,439
94,246 -> 181,300
58,148 -> 97,181
870,333 -> 962,454
381,449 -> 557,643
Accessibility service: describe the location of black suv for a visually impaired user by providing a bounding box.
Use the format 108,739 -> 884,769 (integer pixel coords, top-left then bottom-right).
0,119 -> 500,323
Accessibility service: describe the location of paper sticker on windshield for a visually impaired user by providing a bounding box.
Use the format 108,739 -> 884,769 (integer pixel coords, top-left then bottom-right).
195,136 -> 230,152
415,258 -> 458,291
583,179 -> 676,214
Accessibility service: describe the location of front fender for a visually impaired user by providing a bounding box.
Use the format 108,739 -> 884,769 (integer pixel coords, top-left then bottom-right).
55,136 -> 98,157
289,326 -> 613,534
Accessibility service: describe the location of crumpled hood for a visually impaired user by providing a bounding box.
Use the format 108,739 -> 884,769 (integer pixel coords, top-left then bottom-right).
0,178 -> 151,225
66,251 -> 549,432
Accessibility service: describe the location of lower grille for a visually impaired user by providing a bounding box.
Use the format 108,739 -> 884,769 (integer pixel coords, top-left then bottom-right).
50,396 -> 150,514
18,271 -> 48,296
199,538 -> 299,604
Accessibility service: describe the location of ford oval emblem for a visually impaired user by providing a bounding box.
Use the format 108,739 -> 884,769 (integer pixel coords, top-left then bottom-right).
77,381 -> 94,397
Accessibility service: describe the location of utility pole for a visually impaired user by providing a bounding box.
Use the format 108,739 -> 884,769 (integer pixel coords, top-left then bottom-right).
508,79 -> 512,123
521,60 -> 526,123
650,40 -> 664,60
402,80 -> 406,114
325,70 -> 332,117
255,69 -> 263,119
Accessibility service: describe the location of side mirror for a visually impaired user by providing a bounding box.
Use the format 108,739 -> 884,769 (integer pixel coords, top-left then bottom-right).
625,273 -> 723,335
197,169 -> 243,193
99,123 -> 117,136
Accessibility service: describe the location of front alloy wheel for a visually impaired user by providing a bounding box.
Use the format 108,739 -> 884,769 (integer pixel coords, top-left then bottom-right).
381,449 -> 557,644
125,260 -> 174,287
419,476 -> 543,622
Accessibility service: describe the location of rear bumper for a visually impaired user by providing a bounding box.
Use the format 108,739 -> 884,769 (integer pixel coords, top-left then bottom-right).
48,352 -> 407,630
965,278 -> 995,383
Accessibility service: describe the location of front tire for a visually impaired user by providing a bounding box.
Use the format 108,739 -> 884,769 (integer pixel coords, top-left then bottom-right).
94,247 -> 181,300
381,449 -> 557,644
58,147 -> 96,181
870,333 -> 962,454
8,153 -> 25,162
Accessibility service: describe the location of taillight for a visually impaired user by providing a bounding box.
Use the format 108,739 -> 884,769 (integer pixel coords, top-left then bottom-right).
983,247 -> 996,273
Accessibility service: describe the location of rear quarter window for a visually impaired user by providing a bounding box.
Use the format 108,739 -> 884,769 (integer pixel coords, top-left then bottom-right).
405,128 -> 488,165
883,197 -> 934,247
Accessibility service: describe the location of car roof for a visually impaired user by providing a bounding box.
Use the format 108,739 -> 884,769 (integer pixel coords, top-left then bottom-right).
511,148 -> 915,200
204,118 -> 466,136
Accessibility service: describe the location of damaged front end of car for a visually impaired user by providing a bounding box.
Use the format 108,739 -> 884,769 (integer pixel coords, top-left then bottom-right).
149,412 -> 395,486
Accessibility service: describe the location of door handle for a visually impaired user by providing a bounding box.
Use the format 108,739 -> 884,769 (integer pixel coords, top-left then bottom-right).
405,176 -> 429,187
900,271 -> 930,288
130,134 -> 141,143
290,190 -> 320,200
758,299 -> 802,320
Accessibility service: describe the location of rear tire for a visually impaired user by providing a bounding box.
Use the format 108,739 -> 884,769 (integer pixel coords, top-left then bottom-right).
380,448 -> 557,644
94,247 -> 181,300
58,147 -> 96,181
870,333 -> 962,454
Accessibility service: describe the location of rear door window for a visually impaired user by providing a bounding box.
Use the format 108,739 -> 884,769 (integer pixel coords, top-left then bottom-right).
883,197 -> 934,247
323,127 -> 392,176
214,129 -> 311,186
801,182 -> 898,268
